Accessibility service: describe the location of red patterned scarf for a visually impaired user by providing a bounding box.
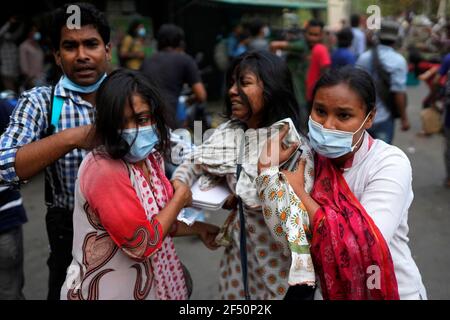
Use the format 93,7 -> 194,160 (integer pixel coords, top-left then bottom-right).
310,154 -> 399,300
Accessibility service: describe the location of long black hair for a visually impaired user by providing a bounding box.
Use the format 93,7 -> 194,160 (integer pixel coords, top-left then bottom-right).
224,50 -> 301,130
312,66 -> 377,114
94,69 -> 171,160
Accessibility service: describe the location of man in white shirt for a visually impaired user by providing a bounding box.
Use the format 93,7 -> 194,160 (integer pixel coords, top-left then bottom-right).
350,14 -> 366,58
356,20 -> 411,144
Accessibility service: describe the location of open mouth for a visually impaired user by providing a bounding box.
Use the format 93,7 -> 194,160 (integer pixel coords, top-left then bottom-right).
231,99 -> 242,107
74,68 -> 96,76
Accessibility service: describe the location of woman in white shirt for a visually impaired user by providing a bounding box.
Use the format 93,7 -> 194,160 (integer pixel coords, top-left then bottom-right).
257,66 -> 427,300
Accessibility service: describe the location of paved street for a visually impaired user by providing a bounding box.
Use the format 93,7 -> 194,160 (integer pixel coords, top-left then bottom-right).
20,81 -> 449,299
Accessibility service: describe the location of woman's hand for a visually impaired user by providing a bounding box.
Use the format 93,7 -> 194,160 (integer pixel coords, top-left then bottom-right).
193,222 -> 221,250
282,158 -> 320,222
258,123 -> 299,173
172,180 -> 193,208
70,125 -> 99,150
281,158 -> 306,199
222,195 -> 238,210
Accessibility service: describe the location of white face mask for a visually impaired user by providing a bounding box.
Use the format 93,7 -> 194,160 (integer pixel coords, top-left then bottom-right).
308,113 -> 371,158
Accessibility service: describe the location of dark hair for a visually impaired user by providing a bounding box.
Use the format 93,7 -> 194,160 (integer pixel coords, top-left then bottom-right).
337,28 -> 354,48
127,20 -> 143,37
312,66 -> 376,114
350,14 -> 360,28
157,24 -> 184,50
379,38 -> 396,46
94,69 -> 170,160
50,2 -> 110,50
247,18 -> 265,37
238,30 -> 251,42
224,50 -> 301,130
307,19 -> 324,30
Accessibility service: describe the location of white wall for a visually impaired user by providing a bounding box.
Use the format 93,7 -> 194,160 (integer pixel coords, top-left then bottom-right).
327,0 -> 351,30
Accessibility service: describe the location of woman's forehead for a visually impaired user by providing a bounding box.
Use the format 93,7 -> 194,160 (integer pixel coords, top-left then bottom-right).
315,84 -> 365,109
234,65 -> 258,78
124,94 -> 151,115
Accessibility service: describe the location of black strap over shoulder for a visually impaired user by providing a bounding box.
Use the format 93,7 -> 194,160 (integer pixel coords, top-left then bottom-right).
43,86 -> 56,138
236,136 -> 250,300
372,45 -> 400,118
43,85 -> 62,206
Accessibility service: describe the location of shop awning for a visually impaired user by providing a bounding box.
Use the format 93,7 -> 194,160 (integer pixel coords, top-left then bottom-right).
207,0 -> 327,9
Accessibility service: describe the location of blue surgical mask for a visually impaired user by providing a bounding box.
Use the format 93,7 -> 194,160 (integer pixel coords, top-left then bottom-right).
308,114 -> 371,159
137,27 -> 146,38
60,73 -> 107,94
121,124 -> 159,163
33,32 -> 41,42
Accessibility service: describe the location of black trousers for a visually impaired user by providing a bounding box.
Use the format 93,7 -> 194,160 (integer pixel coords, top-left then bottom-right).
45,207 -> 73,300
284,284 -> 316,301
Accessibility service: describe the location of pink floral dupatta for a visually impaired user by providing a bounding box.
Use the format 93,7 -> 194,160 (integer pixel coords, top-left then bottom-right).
128,152 -> 188,300
310,154 -> 399,300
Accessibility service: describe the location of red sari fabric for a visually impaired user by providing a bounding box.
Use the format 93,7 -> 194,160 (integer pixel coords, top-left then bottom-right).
310,154 -> 399,300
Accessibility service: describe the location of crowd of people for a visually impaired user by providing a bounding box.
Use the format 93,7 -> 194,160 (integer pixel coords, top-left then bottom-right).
0,2 -> 448,300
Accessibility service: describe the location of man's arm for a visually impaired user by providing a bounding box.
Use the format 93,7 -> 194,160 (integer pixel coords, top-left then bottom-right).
269,40 -> 289,52
184,56 -> 207,104
391,57 -> 410,131
190,82 -> 207,104
357,31 -> 366,57
318,44 -> 331,76
0,90 -> 95,184
15,125 -> 94,180
394,92 -> 410,131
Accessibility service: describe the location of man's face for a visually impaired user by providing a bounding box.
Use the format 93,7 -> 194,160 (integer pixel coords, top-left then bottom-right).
54,25 -> 111,86
305,26 -> 323,47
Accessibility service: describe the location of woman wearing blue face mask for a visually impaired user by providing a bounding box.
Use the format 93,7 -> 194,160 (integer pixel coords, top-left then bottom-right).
119,20 -> 147,70
257,66 -> 427,300
19,25 -> 46,89
60,69 -> 220,300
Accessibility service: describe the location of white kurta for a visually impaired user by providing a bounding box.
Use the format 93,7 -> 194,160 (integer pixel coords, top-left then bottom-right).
314,133 -> 427,300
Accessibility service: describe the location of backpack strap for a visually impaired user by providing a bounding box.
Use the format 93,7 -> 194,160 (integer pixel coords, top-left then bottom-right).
236,134 -> 250,300
43,86 -> 64,206
50,96 -> 64,133
371,45 -> 400,118
45,86 -> 64,136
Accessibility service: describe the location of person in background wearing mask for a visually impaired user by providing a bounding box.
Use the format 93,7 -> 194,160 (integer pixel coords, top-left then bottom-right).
119,20 -> 147,70
19,25 -> 45,90
61,69 -> 220,300
0,16 -> 25,92
247,18 -> 270,51
257,67 -> 427,300
0,3 -> 111,300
